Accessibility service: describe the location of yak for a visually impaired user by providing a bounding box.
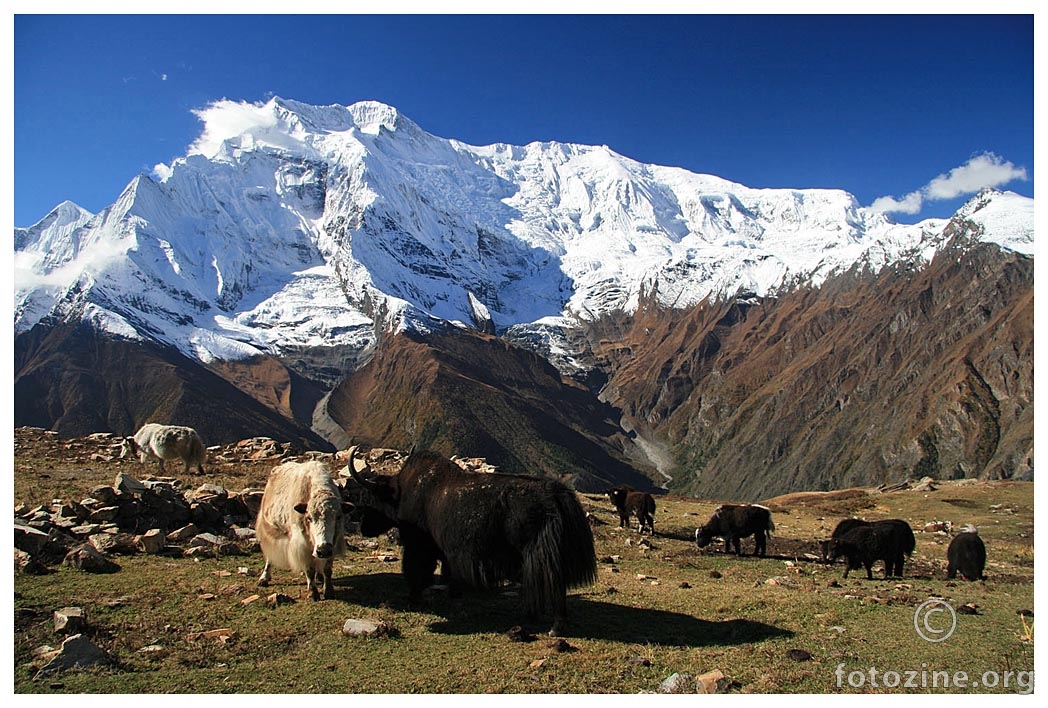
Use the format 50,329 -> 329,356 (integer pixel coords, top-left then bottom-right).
607,486 -> 656,534
347,448 -> 597,637
821,518 -> 915,577
946,529 -> 986,581
695,503 -> 775,557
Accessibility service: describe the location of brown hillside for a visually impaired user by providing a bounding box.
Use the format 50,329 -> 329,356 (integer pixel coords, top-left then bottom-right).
13,320 -> 331,451
326,328 -> 658,492
592,239 -> 1033,500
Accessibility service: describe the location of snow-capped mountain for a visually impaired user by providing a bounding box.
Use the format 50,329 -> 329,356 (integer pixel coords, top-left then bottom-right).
14,97 -> 1034,378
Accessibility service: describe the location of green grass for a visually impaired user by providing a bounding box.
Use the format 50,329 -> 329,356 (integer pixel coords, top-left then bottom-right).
14,470 -> 1033,694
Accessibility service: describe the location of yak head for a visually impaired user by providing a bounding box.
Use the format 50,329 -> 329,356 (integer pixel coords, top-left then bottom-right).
694,525 -> 717,549
344,446 -> 401,535
294,492 -> 350,560
607,486 -> 629,509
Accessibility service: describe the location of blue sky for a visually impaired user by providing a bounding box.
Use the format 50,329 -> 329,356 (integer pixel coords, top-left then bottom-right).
12,11 -> 1036,227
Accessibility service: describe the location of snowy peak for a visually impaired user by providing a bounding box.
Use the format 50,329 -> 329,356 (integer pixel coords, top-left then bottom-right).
13,98 -> 1035,375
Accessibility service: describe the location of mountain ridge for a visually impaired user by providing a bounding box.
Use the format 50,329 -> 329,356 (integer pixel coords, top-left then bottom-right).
13,97 -> 1034,496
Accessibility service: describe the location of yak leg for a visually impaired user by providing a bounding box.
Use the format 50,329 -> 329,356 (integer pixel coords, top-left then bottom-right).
321,558 -> 335,600
864,560 -> 874,580
946,562 -> 957,580
732,536 -> 742,556
402,543 -> 438,603
258,559 -> 272,587
305,564 -> 321,602
754,530 -> 767,557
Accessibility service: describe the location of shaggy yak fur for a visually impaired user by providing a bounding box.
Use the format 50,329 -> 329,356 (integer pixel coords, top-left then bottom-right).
946,531 -> 986,581
255,460 -> 351,601
695,503 -> 775,557
821,518 -> 916,577
350,450 -> 597,636
607,486 -> 656,534
122,423 -> 207,475
827,520 -> 917,579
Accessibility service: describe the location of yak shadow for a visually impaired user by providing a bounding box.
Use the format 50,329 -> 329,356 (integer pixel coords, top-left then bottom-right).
335,572 -> 793,647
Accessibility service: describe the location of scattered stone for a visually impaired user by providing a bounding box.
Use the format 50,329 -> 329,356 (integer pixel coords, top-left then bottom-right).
679,581 -> 692,589
605,586 -> 618,594
1017,609 -> 1034,618
829,626 -> 846,635
529,658 -> 546,669
786,649 -> 813,662
35,634 -> 111,677
505,625 -> 536,643
827,580 -> 841,588
548,638 -> 577,653
53,607 -> 87,634
636,574 -> 656,581
709,570 -> 722,579
765,576 -> 798,587
62,544 -> 120,573
627,655 -> 652,667
240,594 -> 261,606
659,672 -> 693,694
695,669 -> 731,694
186,628 -> 235,643
342,619 -> 391,638
957,603 -> 979,615
137,644 -> 166,658
267,593 -> 295,607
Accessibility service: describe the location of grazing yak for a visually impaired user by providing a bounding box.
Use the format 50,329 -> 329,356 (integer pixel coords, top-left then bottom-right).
607,486 -> 656,534
348,448 -> 597,636
121,423 -> 207,475
255,460 -> 350,601
822,518 -> 916,578
946,528 -> 986,581
695,503 -> 775,557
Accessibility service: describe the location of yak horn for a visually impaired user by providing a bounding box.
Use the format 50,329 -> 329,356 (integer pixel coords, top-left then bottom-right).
345,446 -> 377,489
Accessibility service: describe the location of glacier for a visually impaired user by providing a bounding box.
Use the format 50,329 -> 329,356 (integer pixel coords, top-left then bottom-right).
14,97 -> 1034,378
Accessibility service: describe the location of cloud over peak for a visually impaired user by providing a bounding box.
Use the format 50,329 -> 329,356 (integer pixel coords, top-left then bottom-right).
870,152 -> 1027,215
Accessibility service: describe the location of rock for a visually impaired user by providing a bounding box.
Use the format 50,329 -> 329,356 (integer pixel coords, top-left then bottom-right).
114,472 -> 149,495
957,603 -> 979,615
786,648 -> 812,662
89,486 -> 119,505
166,524 -> 201,543
505,625 -> 536,643
35,634 -> 111,677
342,619 -> 391,638
136,529 -> 166,554
89,532 -> 138,555
62,545 -> 120,573
53,607 -> 87,634
695,669 -> 731,694
14,522 -> 50,555
627,656 -> 652,667
267,593 -> 295,607
679,581 -> 692,589
1017,609 -> 1034,618
765,576 -> 797,587
548,638 -> 577,653
709,570 -> 722,579
659,672 -> 693,694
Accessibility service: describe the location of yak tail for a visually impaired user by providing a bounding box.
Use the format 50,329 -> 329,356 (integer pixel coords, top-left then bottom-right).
521,492 -> 597,617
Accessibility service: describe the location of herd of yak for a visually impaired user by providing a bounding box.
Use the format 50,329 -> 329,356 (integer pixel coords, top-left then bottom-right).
122,424 -> 989,637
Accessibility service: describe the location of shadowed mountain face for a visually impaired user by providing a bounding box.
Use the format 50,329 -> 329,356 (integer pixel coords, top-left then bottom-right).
13,320 -> 332,452
324,328 -> 659,493
588,241 -> 1033,500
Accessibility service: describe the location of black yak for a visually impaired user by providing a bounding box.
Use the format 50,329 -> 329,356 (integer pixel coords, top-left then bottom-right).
347,448 -> 597,636
821,518 -> 915,577
695,503 -> 775,557
946,529 -> 986,581
607,486 -> 656,534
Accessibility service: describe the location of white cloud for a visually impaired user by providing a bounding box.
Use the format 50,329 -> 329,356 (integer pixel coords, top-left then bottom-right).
869,190 -> 923,215
925,153 -> 1027,200
188,100 -> 280,158
869,152 -> 1028,215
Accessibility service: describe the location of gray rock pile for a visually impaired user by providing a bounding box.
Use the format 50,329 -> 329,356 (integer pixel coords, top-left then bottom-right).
14,470 -> 264,572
